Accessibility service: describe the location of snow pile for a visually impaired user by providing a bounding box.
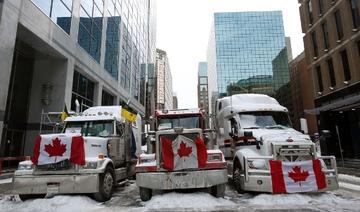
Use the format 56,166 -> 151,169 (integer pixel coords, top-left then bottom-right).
145,192 -> 235,210
0,195 -> 104,212
246,192 -> 360,211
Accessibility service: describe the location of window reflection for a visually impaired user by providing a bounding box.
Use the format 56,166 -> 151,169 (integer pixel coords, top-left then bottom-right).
78,0 -> 103,63
31,0 -> 72,34
71,71 -> 95,111
104,0 -> 120,79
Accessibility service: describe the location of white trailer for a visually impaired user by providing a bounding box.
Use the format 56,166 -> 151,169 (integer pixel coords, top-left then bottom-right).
12,106 -> 141,201
215,94 -> 338,193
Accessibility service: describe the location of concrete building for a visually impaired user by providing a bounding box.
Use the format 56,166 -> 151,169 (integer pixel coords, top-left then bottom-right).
299,0 -> 360,158
197,62 -> 209,113
207,11 -> 291,115
289,52 -> 318,135
155,48 -> 173,110
0,0 -> 156,157
173,93 -> 178,109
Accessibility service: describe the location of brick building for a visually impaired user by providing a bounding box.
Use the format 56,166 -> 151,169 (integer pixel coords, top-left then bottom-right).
299,0 -> 360,158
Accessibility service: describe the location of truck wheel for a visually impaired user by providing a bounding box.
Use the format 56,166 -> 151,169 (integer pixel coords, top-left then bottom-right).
19,194 -> 46,201
139,187 -> 152,201
93,166 -> 115,202
210,183 -> 226,198
233,165 -> 243,194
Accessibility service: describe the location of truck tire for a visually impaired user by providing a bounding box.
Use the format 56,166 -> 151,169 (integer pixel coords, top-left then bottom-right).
139,187 -> 152,201
210,183 -> 226,198
19,194 -> 46,201
233,165 -> 244,194
93,166 -> 115,202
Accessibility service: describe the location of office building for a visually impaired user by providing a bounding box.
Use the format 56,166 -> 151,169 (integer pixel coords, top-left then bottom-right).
0,0 -> 156,157
299,0 -> 360,158
207,11 -> 291,114
155,49 -> 173,110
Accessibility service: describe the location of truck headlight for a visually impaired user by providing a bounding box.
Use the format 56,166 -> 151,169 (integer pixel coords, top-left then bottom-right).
83,161 -> 98,169
18,163 -> 34,170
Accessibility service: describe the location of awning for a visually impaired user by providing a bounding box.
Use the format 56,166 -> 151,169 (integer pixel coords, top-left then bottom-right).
304,94 -> 360,115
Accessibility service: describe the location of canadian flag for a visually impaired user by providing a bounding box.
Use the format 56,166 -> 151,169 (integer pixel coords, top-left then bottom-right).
31,134 -> 85,166
161,135 -> 207,171
269,159 -> 327,193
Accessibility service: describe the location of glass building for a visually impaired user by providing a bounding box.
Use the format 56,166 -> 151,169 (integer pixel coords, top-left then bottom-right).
207,11 -> 290,112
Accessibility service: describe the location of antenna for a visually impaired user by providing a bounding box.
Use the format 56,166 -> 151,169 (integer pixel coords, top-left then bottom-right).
230,94 -> 233,114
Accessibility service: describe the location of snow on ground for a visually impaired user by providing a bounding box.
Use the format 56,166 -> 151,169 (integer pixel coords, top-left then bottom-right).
0,195 -> 104,212
245,192 -> 360,211
0,178 -> 12,184
144,192 -> 236,211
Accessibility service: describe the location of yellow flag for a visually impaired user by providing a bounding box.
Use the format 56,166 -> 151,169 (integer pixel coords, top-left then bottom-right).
61,105 -> 69,122
121,108 -> 137,122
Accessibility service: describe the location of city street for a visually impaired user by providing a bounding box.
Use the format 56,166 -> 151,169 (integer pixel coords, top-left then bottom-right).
1,179 -> 360,211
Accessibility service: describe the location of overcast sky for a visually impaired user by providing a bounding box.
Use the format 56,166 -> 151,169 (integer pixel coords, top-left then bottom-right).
156,0 -> 304,109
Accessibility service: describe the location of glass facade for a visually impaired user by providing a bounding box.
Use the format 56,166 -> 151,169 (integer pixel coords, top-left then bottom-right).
78,0 -> 103,63
31,0 -> 73,34
71,71 -> 95,111
208,11 -> 290,98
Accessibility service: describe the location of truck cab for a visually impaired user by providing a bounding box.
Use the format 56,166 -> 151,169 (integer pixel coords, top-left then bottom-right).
215,94 -> 338,193
135,108 -> 227,201
12,106 -> 140,202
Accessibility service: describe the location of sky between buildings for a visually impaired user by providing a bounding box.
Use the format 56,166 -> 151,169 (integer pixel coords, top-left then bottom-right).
156,0 -> 304,108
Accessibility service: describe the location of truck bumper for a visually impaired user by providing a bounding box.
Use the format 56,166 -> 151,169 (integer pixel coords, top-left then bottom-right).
136,169 -> 228,190
12,174 -> 99,195
240,174 -> 339,193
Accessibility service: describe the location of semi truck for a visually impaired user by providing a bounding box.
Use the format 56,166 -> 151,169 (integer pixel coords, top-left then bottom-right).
12,106 -> 141,201
135,108 -> 227,201
215,94 -> 338,193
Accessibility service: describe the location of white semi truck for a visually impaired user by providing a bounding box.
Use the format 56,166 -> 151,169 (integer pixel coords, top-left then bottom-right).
135,108 -> 227,201
12,106 -> 141,201
215,94 -> 338,193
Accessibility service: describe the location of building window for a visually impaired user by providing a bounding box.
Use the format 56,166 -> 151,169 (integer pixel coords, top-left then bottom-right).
307,0 -> 313,24
31,0 -> 73,34
334,10 -> 344,40
71,71 -> 95,111
78,0 -> 104,63
104,0 -> 120,79
349,0 -> 360,29
340,50 -> 351,81
316,66 -> 323,92
318,0 -> 324,15
311,31 -> 319,57
321,22 -> 330,50
327,58 -> 336,87
101,90 -> 114,106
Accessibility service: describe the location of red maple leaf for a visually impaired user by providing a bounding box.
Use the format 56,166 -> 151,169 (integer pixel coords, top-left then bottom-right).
177,141 -> 192,157
45,137 -> 67,157
288,166 -> 309,183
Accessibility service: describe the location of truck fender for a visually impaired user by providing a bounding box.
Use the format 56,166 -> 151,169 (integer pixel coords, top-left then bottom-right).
233,148 -> 262,171
97,158 -> 115,172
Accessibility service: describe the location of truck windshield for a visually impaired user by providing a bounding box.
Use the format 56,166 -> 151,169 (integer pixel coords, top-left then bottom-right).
157,117 -> 200,130
64,121 -> 114,137
238,111 -> 291,129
